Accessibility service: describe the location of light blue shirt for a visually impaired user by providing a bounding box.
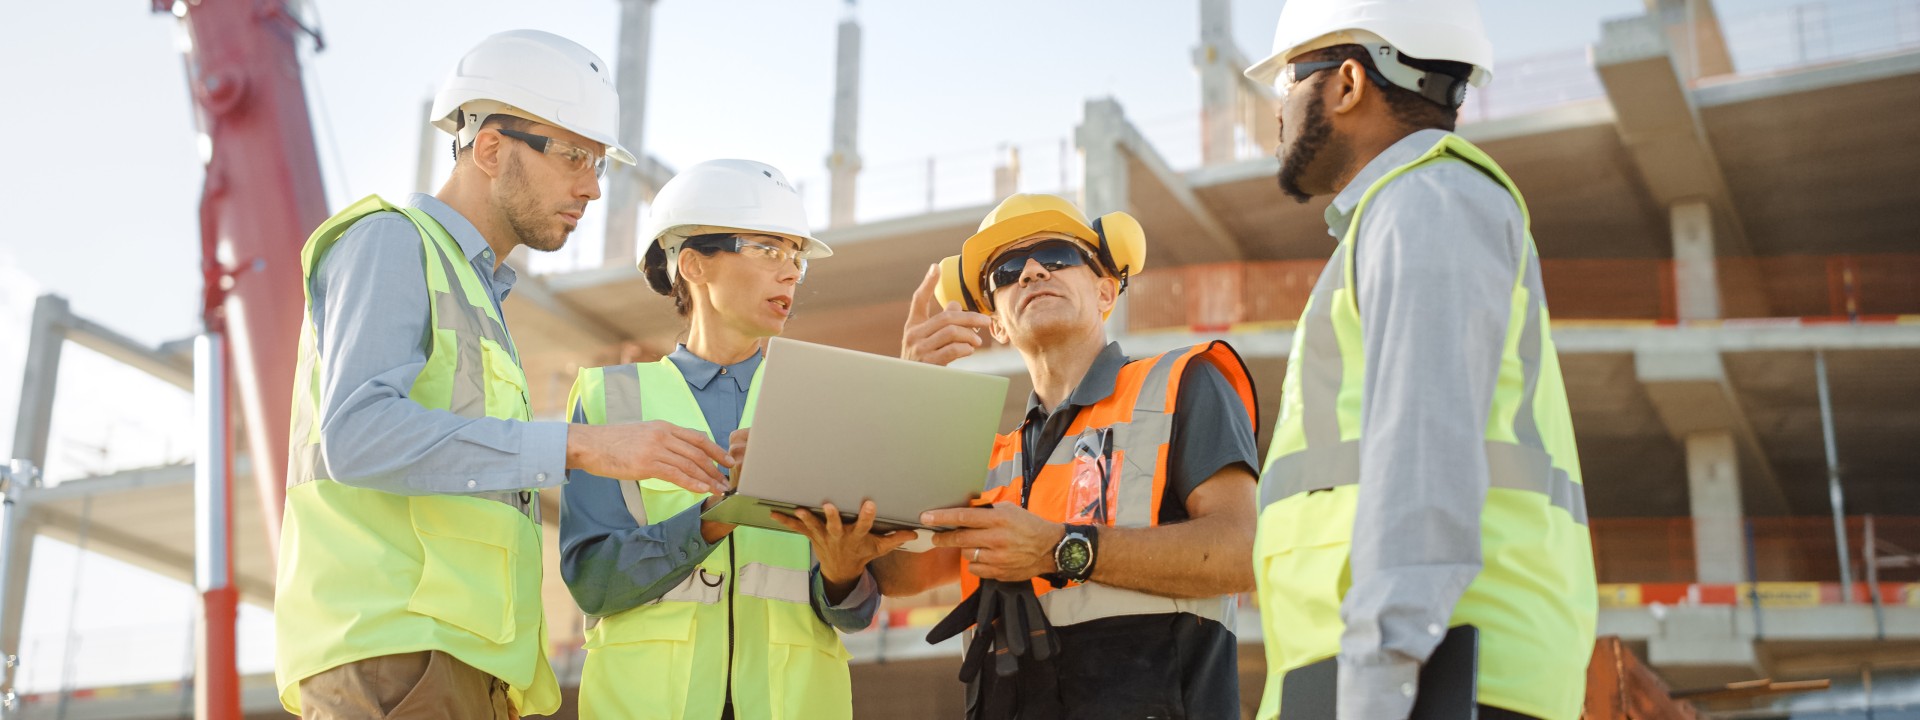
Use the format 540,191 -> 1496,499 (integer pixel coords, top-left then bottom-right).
559,345 -> 879,632
1324,130 -> 1526,720
308,193 -> 567,496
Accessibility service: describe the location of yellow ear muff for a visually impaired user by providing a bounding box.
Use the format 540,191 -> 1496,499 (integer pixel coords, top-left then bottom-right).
1091,212 -> 1147,288
934,254 -> 981,313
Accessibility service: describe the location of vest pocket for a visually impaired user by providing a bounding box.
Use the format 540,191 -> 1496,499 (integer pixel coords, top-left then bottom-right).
407,496 -> 527,645
587,601 -> 696,647
1253,492 -> 1355,673
479,339 -> 530,421
765,599 -> 854,720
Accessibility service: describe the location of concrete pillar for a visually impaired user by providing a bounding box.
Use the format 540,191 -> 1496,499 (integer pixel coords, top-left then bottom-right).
0,463 -> 38,713
1194,0 -> 1238,165
992,146 -> 1020,199
1076,98 -> 1130,334
12,295 -> 67,468
1687,430 -> 1747,583
603,0 -> 656,268
1075,98 -> 1129,218
1671,200 -> 1720,321
826,1 -> 863,229
415,96 -> 440,194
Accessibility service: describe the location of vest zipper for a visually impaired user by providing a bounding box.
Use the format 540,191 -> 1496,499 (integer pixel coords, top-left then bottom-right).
726,538 -> 737,715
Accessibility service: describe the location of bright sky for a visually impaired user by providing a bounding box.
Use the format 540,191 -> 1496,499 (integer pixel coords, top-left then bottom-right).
15,0 -> 1839,692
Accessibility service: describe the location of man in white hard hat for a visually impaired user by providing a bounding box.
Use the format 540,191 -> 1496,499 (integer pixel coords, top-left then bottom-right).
274,30 -> 735,718
1244,2 -> 1596,719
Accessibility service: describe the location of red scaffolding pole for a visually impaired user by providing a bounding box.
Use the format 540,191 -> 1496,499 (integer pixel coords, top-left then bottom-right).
153,0 -> 330,715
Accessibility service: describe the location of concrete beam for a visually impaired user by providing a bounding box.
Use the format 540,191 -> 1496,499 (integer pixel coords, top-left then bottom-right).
1634,348 -> 1786,513
1076,98 -> 1240,265
14,461 -> 276,608
1595,12 -> 1769,317
1643,0 -> 1735,80
957,322 -> 1920,376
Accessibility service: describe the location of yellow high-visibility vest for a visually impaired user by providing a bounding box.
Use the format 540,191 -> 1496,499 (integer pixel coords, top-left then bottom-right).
1254,135 -> 1597,720
274,195 -> 559,715
567,358 -> 852,720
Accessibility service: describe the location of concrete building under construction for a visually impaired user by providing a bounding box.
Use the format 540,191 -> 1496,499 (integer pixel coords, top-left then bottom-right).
2,0 -> 1918,717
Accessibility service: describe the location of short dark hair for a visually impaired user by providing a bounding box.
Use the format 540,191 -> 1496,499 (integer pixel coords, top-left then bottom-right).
1297,45 -> 1470,133
640,234 -> 731,317
452,113 -> 537,164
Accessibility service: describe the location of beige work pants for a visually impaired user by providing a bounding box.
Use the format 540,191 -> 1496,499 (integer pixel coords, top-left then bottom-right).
298,650 -> 516,719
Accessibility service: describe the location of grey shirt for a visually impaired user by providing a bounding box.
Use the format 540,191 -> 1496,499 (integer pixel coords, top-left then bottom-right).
309,193 -> 568,496
1326,129 -> 1524,720
558,345 -> 880,632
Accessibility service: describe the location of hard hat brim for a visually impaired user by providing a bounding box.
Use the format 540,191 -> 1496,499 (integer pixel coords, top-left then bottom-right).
957,209 -> 1102,309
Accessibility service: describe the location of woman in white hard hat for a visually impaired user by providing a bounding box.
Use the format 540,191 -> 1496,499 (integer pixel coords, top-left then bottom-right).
558,159 -> 909,720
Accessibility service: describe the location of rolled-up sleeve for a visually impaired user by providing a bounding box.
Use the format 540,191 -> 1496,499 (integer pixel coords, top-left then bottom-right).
558,403 -> 718,617
309,212 -> 568,495
1337,163 -> 1522,720
810,566 -> 881,633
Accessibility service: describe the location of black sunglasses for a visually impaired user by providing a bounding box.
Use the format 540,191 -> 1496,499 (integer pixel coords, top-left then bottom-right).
985,239 -> 1098,296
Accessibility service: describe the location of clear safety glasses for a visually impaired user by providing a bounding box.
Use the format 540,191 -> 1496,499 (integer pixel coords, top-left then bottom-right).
496,128 -> 610,179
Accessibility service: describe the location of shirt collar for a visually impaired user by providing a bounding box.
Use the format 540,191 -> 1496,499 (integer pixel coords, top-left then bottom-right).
1022,341 -> 1129,419
1324,128 -> 1453,240
668,344 -> 763,393
408,193 -> 519,291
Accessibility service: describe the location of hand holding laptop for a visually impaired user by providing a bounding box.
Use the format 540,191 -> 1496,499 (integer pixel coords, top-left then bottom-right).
774,499 -> 915,599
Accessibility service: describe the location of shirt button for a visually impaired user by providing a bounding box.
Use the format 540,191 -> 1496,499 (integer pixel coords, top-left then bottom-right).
467,480 -> 477,489
1401,682 -> 1416,697
719,368 -> 728,375
536,472 -> 548,484
1428,623 -> 1443,637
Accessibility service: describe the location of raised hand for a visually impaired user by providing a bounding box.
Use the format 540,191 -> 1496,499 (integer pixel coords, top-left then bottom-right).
901,263 -> 994,366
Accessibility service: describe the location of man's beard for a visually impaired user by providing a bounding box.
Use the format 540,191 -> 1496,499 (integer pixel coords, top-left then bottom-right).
1276,92 -> 1335,204
500,154 -> 571,253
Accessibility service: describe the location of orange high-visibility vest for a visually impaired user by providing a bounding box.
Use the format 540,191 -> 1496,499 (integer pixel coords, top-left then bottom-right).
961,341 -> 1256,627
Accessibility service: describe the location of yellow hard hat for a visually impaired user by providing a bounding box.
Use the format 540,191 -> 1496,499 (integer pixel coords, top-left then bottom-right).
934,193 -> 1146,316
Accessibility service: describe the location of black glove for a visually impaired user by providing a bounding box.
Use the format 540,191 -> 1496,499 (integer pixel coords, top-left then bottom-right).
926,579 -> 1062,682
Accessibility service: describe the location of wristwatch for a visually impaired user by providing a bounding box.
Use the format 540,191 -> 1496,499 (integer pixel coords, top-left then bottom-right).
1051,524 -> 1099,584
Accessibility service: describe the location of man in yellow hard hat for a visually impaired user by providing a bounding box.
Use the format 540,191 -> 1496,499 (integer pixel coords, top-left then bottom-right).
1243,1 -> 1597,719
872,193 -> 1261,719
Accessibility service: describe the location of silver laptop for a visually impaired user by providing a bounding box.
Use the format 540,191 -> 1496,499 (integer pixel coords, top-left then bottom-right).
700,337 -> 1009,534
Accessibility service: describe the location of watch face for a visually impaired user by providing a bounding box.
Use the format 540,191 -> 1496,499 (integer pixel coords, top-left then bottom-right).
1059,537 -> 1091,573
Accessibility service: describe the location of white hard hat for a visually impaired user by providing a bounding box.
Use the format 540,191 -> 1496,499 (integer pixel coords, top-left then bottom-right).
1244,0 -> 1494,105
431,30 -> 636,166
641,159 -> 831,280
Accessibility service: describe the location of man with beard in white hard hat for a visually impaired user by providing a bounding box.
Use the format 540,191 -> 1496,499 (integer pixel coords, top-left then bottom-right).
1243,1 -> 1597,719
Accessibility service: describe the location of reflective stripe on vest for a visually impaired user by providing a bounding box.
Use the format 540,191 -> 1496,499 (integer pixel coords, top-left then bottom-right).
968,342 -> 1256,629
274,195 -> 557,717
1252,136 -> 1596,720
568,357 -> 853,720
